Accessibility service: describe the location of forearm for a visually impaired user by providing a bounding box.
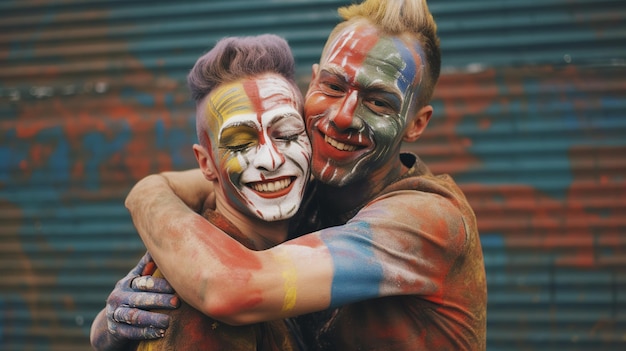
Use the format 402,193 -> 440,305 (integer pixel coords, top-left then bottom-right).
125,174 -> 202,268
125,175 -> 334,323
159,169 -> 215,213
125,175 -> 249,320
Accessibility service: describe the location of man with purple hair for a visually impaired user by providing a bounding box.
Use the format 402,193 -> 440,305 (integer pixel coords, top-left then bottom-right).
94,0 -> 487,349
90,34 -> 310,351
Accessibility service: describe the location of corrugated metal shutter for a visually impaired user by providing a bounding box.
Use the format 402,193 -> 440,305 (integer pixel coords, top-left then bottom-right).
1,0 -> 624,350
420,1 -> 626,350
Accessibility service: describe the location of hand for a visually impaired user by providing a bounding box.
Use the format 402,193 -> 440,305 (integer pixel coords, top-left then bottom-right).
106,252 -> 179,340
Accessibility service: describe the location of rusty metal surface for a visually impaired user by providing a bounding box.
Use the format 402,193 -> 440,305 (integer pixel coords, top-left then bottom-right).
1,0 -> 625,350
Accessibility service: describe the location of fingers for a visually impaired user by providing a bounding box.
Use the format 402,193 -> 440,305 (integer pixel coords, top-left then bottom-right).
128,251 -> 153,277
122,290 -> 179,310
108,318 -> 166,340
132,276 -> 176,294
112,306 -> 170,329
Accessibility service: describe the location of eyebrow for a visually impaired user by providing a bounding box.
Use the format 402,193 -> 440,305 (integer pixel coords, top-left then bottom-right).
322,65 -> 349,83
221,120 -> 258,131
363,81 -> 402,100
322,66 -> 402,101
265,111 -> 305,131
323,65 -> 402,100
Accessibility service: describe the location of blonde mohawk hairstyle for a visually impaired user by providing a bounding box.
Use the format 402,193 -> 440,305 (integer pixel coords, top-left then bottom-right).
329,0 -> 441,107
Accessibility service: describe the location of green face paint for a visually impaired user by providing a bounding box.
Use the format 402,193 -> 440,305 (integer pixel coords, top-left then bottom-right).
305,23 -> 424,187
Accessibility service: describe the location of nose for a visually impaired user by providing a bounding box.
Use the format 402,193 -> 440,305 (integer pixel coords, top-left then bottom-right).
252,142 -> 285,172
330,89 -> 358,130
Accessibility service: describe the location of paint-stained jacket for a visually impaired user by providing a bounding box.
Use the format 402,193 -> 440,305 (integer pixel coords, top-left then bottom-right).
293,153 -> 487,351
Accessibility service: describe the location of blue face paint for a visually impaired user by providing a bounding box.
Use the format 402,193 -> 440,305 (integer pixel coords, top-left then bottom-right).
393,37 -> 425,98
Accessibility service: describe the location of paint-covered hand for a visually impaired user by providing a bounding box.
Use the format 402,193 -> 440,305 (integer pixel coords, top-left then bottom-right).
107,252 -> 179,338
91,252 -> 180,350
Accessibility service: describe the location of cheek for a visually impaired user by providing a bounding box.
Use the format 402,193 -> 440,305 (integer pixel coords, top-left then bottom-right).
222,155 -> 244,180
304,92 -> 328,116
305,94 -> 330,129
281,141 -> 308,163
366,116 -> 403,145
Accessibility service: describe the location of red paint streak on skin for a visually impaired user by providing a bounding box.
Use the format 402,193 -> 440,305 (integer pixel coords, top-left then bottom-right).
191,216 -> 262,270
187,216 -> 265,314
241,78 -> 296,170
327,24 -> 379,85
243,79 -> 275,168
141,260 -> 157,276
210,292 -> 264,317
288,232 -> 326,249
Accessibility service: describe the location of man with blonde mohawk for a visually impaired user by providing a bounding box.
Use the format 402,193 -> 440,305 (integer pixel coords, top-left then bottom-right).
97,0 -> 487,349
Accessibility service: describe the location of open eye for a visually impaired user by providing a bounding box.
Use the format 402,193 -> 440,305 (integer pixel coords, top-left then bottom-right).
327,83 -> 344,92
363,91 -> 400,116
320,81 -> 346,97
318,71 -> 346,97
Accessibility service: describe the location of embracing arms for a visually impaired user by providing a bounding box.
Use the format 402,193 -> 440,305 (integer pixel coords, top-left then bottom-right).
126,170 -> 465,325
126,172 -> 334,324
93,168 -> 467,347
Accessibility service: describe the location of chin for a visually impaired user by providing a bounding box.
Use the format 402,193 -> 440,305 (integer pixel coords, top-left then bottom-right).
256,205 -> 300,222
313,169 -> 359,188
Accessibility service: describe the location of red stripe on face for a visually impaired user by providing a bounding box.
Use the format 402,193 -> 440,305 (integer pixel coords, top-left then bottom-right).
325,24 -> 380,83
243,79 -> 278,169
243,79 -> 265,144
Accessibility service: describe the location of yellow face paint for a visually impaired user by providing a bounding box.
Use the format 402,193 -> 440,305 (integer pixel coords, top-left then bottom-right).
204,81 -> 255,143
199,74 -> 311,222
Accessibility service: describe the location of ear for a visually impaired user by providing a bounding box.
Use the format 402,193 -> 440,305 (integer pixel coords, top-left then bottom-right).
193,144 -> 218,181
403,105 -> 433,142
309,64 -> 319,84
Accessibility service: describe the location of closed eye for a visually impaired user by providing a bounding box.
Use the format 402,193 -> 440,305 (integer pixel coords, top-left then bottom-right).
221,143 -> 253,152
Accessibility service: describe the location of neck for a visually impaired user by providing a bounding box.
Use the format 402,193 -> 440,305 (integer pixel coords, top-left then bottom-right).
316,158 -> 407,218
214,197 -> 289,249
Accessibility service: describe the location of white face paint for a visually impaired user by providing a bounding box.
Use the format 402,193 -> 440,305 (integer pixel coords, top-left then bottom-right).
206,74 -> 311,221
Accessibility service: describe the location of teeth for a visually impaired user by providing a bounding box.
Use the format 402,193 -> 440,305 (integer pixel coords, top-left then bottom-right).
325,135 -> 357,151
251,178 -> 292,193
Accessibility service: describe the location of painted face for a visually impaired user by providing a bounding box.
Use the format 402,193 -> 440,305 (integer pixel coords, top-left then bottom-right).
203,74 -> 311,222
305,22 -> 425,186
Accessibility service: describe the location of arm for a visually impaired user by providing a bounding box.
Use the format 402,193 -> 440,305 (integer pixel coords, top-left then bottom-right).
126,175 -> 465,325
159,168 -> 216,213
126,174 -> 334,325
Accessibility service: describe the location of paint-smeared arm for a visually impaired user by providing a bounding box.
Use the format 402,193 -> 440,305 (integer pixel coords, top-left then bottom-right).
159,168 -> 216,213
125,177 -> 462,325
125,174 -> 337,324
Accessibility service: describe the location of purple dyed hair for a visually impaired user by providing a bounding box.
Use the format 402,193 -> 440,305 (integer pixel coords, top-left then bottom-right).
187,34 -> 299,103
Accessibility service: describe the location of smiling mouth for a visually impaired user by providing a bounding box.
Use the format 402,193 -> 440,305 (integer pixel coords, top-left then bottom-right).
324,135 -> 359,152
248,177 -> 294,193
